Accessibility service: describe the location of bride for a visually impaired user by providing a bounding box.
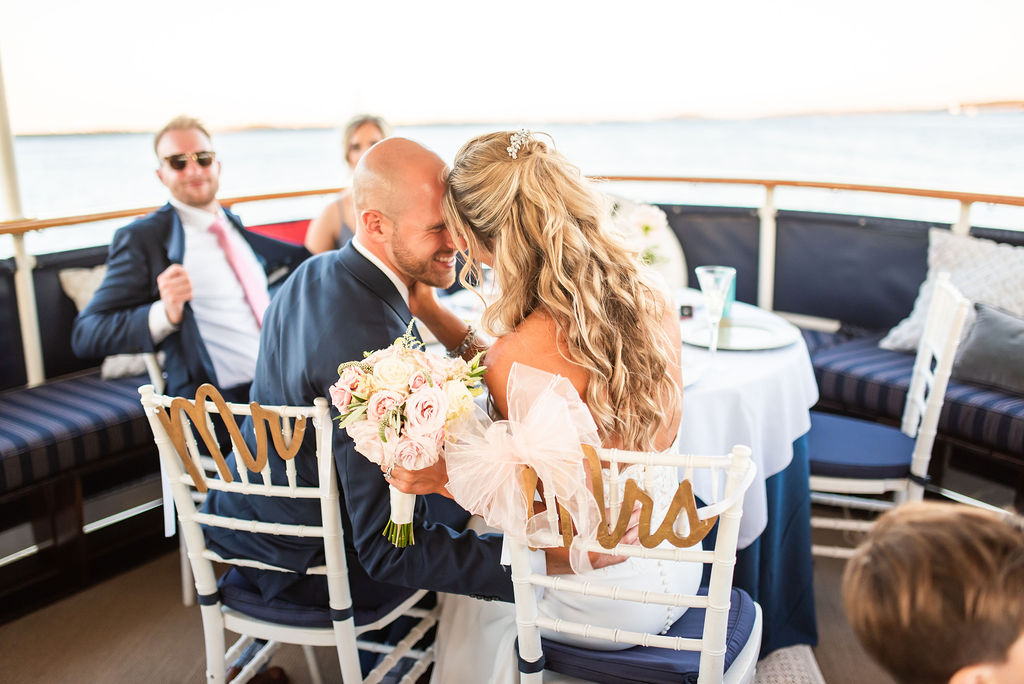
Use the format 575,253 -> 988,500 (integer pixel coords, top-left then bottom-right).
393,130 -> 699,683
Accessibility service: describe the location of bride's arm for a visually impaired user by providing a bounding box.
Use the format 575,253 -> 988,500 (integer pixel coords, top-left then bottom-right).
408,280 -> 487,361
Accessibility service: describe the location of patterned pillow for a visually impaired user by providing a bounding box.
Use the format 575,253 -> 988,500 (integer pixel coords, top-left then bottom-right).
58,266 -> 161,380
879,229 -> 1024,352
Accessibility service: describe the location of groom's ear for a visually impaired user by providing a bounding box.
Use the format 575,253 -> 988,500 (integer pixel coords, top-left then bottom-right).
360,209 -> 387,244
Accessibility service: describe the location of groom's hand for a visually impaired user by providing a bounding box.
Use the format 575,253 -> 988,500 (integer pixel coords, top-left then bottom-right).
384,461 -> 454,499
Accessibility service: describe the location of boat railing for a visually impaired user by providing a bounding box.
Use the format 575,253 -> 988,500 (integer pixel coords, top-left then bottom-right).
2,177 -> 1023,387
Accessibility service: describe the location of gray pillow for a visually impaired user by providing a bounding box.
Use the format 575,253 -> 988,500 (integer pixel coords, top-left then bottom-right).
951,303 -> 1024,394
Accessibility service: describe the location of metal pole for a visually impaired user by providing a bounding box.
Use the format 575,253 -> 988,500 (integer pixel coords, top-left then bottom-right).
757,185 -> 777,311
0,49 -> 45,386
952,200 -> 973,236
0,50 -> 23,220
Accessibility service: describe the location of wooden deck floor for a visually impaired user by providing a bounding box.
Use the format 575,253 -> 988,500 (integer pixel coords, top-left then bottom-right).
0,546 -> 897,683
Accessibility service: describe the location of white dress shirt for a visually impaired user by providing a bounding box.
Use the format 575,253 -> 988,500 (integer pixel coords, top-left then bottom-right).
352,236 -> 409,306
148,199 -> 266,389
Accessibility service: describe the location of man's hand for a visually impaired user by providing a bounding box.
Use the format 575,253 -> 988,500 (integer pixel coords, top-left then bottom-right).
384,459 -> 453,498
156,264 -> 193,325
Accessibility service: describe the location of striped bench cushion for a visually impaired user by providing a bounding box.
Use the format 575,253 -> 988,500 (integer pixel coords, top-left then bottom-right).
0,373 -> 152,494
799,329 -> 851,356
812,336 -> 1024,459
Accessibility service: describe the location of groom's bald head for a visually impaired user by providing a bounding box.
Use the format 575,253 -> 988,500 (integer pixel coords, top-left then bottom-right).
351,138 -> 456,289
352,138 -> 446,227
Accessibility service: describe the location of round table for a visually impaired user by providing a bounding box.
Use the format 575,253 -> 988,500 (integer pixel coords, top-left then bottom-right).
675,291 -> 819,548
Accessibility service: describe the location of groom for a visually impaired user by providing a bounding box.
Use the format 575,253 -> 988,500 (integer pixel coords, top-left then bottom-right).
203,138 -> 514,611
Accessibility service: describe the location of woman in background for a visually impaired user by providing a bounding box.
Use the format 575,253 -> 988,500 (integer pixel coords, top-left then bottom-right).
304,114 -> 389,253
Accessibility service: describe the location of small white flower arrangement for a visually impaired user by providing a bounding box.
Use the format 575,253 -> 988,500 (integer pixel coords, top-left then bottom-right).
609,196 -> 689,291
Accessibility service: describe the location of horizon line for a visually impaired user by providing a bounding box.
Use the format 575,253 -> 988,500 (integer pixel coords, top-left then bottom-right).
11,101 -> 1024,138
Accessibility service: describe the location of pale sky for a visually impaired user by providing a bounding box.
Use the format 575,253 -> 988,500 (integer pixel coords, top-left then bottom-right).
1,0 -> 1022,134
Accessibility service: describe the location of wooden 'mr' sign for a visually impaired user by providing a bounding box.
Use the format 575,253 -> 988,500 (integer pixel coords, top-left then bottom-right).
154,383 -> 307,492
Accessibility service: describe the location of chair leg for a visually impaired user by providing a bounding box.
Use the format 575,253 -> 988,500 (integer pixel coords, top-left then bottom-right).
180,532 -> 195,607
302,645 -> 323,684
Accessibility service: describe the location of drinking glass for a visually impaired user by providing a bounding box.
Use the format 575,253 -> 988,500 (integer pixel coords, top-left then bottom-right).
695,266 -> 736,358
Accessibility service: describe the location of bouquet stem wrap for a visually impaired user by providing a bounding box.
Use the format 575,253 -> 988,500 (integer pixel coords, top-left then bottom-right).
385,484 -> 416,547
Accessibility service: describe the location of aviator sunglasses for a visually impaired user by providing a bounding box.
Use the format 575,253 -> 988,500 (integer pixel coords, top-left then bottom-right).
163,151 -> 216,171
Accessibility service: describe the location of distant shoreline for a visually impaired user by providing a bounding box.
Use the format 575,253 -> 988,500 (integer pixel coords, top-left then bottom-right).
11,104 -> 1023,138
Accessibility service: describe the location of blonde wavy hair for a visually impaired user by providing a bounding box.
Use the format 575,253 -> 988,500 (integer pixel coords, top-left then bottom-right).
442,131 -> 679,451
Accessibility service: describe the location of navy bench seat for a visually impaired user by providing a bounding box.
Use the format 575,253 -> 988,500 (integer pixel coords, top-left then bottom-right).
798,330 -> 1024,463
0,371 -> 152,495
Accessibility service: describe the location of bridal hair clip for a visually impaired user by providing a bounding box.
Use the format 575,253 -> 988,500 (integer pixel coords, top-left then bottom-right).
506,129 -> 531,159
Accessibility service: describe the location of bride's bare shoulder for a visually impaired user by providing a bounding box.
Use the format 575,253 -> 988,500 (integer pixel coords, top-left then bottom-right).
484,311 -> 587,414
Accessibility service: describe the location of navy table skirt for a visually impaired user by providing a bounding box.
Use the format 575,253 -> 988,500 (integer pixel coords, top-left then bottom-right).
701,435 -> 818,656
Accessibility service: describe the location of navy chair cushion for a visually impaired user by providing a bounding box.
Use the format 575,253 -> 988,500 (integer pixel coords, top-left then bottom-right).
807,411 -> 914,479
536,587 -> 757,684
0,372 -> 152,494
811,336 -> 1024,459
217,566 -> 424,630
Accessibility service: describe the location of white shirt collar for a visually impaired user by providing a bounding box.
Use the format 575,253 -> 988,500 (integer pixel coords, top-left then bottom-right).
351,236 -> 409,306
169,198 -> 227,231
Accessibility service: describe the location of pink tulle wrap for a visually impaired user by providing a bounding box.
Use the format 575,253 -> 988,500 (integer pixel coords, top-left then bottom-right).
444,363 -> 605,573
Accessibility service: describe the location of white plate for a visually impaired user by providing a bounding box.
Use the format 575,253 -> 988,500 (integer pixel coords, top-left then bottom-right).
679,317 -> 799,351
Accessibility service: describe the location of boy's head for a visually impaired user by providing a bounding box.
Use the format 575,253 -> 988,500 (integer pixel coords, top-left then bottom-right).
842,502 -> 1024,684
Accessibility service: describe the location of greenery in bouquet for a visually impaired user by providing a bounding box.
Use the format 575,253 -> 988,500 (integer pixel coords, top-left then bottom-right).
330,327 -> 485,546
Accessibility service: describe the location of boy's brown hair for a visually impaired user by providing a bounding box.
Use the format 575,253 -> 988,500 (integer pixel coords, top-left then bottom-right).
842,502 -> 1024,684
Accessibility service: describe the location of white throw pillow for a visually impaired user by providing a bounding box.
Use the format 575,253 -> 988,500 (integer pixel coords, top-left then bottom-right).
58,265 -> 160,379
879,229 -> 1024,351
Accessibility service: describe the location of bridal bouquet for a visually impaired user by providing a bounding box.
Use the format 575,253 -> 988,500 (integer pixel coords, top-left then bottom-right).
330,327 -> 486,547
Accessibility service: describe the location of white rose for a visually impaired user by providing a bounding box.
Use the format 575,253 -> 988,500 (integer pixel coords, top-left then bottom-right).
373,356 -> 416,391
444,380 -> 475,420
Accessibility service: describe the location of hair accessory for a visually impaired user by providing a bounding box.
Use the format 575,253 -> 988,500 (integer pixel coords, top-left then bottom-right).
506,129 -> 531,160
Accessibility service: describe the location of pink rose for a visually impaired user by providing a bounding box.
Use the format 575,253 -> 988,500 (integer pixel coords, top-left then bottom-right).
366,389 -> 405,423
329,381 -> 353,411
337,365 -> 365,392
392,434 -> 438,470
346,420 -> 386,465
408,369 -> 430,392
404,386 -> 448,437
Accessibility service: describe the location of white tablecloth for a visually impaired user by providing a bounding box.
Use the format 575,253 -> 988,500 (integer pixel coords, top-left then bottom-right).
675,292 -> 819,548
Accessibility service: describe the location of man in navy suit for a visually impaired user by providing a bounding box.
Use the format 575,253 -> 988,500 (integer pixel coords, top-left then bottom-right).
203,138 -> 515,613
71,115 -> 309,402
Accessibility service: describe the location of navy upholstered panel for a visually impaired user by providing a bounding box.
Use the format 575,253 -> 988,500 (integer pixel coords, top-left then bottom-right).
538,587 -> 757,684
0,257 -> 26,391
774,211 -> 940,329
807,411 -> 914,479
218,566 -> 424,629
0,372 -> 150,493
812,337 -> 1024,458
32,246 -> 109,379
660,205 -> 760,305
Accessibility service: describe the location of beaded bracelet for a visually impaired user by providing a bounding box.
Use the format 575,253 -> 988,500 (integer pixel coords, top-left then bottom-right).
448,324 -> 477,359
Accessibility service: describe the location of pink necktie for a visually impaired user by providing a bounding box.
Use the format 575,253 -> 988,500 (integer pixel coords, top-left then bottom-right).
208,218 -> 270,327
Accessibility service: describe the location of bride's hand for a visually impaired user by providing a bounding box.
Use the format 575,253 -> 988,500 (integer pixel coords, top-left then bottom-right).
407,280 -> 442,322
384,460 -> 454,499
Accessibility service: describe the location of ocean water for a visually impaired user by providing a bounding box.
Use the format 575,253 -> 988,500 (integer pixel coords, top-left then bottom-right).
3,111 -> 1023,257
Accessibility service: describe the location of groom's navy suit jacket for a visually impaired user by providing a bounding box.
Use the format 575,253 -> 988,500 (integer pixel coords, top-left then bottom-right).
204,243 -> 512,610
71,203 -> 310,399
